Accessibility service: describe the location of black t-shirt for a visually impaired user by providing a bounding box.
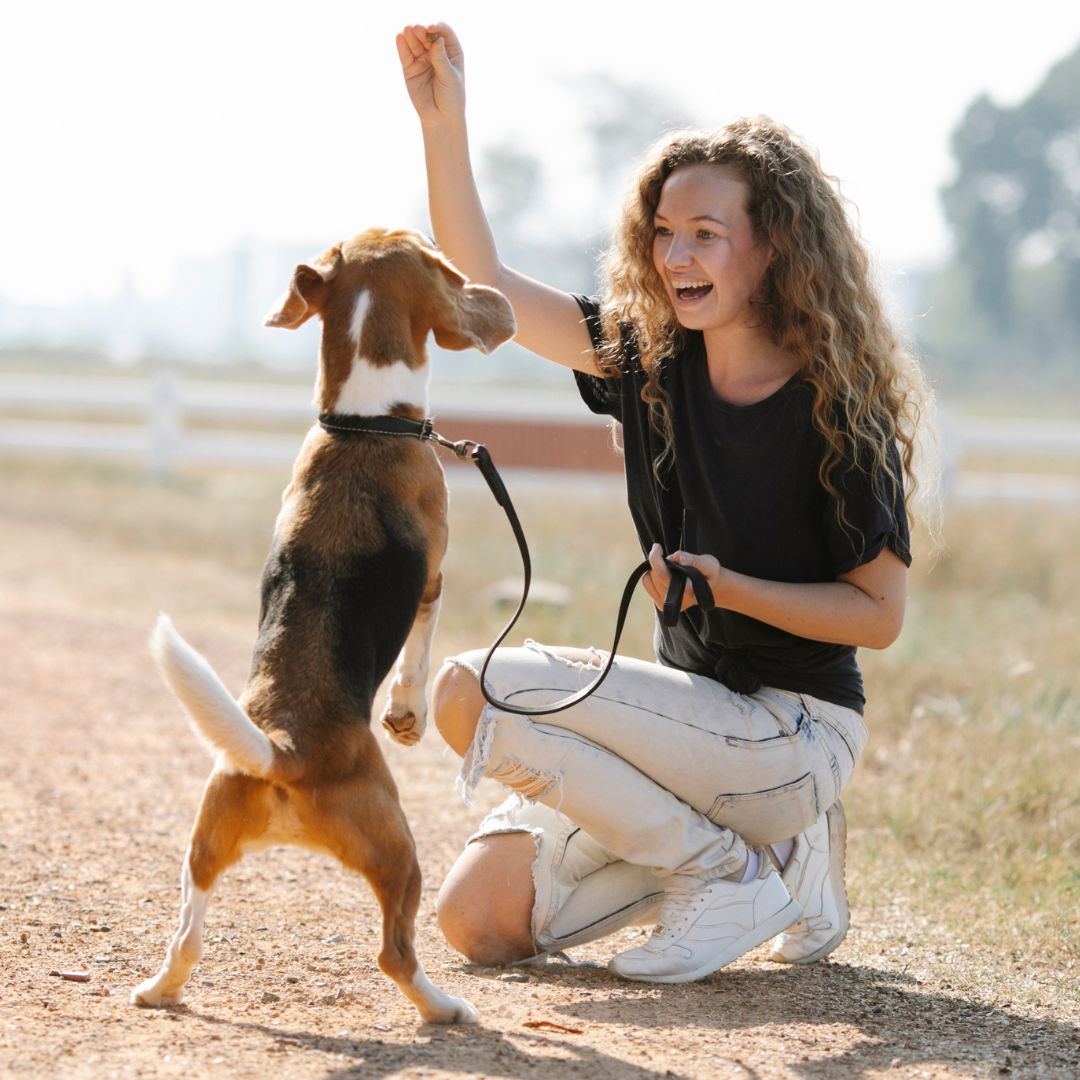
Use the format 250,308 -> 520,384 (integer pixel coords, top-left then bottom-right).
572,294 -> 911,714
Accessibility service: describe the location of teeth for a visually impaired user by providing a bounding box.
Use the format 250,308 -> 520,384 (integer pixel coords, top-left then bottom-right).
674,280 -> 710,289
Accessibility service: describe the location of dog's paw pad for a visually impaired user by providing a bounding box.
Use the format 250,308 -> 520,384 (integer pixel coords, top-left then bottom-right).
381,709 -> 425,746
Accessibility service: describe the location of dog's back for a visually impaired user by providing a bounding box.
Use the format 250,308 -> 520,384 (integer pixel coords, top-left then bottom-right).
243,432 -> 443,775
151,434 -> 438,782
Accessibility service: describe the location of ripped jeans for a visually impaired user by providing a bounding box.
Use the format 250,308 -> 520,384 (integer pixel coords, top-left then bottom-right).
449,641 -> 868,955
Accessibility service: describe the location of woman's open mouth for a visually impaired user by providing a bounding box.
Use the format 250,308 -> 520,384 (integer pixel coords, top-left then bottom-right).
673,280 -> 714,303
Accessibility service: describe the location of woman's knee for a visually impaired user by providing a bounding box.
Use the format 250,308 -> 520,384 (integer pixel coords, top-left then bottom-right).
432,659 -> 486,756
435,835 -> 537,966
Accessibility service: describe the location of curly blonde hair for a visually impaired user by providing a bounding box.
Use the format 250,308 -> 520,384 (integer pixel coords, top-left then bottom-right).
598,117 -> 935,538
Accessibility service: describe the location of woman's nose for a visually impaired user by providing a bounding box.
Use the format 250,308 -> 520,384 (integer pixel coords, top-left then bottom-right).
663,234 -> 692,269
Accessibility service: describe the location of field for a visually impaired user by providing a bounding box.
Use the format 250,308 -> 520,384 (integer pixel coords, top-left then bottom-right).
1,454 -> 1078,1078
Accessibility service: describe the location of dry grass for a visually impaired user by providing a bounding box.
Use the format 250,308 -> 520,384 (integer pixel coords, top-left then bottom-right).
3,453 -> 1077,1019
853,508 -> 1080,1008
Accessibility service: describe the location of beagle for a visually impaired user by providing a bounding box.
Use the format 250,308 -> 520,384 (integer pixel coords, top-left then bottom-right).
131,228 -> 515,1024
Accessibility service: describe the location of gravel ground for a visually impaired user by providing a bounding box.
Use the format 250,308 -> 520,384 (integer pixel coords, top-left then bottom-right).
2,603 -> 1079,1079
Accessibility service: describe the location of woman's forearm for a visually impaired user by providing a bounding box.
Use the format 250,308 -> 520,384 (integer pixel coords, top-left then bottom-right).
421,120 -> 505,288
398,24 -> 505,287
716,570 -> 903,650
645,545 -> 907,650
420,122 -> 599,369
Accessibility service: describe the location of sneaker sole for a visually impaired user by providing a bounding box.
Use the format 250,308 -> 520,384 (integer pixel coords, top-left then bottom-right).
770,801 -> 849,965
610,896 -> 802,984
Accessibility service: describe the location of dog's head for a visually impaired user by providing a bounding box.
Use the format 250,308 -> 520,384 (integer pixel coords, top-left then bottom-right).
265,229 -> 516,414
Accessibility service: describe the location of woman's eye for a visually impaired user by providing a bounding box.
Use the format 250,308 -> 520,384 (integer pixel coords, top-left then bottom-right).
697,229 -> 716,241
655,226 -> 672,237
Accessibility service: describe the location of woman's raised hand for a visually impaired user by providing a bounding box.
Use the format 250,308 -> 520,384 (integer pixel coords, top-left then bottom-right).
396,23 -> 465,129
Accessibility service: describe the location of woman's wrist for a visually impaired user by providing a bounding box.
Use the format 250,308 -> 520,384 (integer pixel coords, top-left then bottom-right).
709,563 -> 733,610
420,113 -> 468,144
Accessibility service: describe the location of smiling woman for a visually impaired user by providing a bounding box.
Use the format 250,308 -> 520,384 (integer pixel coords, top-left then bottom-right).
652,166 -> 771,324
396,21 -> 934,987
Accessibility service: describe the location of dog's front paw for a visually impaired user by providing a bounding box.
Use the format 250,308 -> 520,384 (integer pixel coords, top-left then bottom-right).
381,704 -> 426,746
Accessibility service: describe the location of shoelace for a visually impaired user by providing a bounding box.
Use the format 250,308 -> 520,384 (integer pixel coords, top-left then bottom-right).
651,884 -> 712,940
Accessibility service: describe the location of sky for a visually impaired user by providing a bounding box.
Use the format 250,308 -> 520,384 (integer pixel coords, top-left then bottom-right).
4,0 -> 1080,307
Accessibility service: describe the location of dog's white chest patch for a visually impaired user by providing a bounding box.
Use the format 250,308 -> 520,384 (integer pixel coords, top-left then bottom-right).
330,289 -> 430,415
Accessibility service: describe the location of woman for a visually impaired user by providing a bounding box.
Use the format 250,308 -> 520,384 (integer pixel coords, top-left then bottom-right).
397,22 -> 929,984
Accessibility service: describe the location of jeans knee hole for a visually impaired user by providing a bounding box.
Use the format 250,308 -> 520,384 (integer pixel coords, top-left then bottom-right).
490,757 -> 559,801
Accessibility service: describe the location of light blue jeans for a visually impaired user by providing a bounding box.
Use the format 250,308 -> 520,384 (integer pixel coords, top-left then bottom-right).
449,641 -> 868,953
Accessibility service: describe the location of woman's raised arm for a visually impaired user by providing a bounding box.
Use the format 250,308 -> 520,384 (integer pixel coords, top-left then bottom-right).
397,23 -> 600,375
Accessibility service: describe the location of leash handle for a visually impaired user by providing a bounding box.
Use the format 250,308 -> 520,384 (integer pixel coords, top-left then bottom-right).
663,557 -> 714,626
464,443 -> 714,717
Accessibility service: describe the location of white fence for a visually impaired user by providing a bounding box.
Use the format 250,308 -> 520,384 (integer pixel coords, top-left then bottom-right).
2,373 -> 1080,504
1,374 -> 317,480
0,372 -> 607,479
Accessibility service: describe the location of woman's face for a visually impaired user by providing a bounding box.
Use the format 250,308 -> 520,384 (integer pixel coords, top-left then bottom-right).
651,163 -> 773,335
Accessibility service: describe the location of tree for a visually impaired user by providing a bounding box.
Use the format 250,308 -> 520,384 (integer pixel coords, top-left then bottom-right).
942,41 -> 1080,337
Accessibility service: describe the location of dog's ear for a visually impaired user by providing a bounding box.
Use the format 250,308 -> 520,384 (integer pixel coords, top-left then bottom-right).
265,248 -> 343,329
424,252 -> 516,354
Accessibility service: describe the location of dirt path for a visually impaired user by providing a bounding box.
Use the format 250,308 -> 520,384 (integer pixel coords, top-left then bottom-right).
2,606 -> 1077,1079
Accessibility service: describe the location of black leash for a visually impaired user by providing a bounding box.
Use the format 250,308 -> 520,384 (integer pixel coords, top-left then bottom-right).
318,412 -> 714,716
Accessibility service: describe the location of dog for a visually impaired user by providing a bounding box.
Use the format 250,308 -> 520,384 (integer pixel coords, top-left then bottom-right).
130,228 -> 515,1024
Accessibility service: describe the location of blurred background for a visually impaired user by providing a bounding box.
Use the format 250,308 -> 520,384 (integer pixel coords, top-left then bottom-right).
2,2 -> 1079,444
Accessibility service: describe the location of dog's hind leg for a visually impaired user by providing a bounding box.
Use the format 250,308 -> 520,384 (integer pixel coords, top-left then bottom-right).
131,853 -> 210,1007
381,573 -> 443,746
132,770 -> 272,1008
303,764 -> 478,1024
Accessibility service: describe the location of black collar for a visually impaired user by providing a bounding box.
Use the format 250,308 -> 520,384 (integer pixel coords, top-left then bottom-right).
318,411 -> 485,463
318,412 -> 435,441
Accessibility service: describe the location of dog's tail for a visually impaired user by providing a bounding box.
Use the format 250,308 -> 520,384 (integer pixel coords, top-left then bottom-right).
150,614 -> 275,777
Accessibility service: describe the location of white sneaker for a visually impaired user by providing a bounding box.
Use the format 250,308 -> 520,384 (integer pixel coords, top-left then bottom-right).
768,800 -> 848,964
608,857 -> 801,984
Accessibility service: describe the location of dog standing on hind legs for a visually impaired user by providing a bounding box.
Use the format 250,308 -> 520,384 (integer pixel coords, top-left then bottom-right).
131,228 -> 515,1024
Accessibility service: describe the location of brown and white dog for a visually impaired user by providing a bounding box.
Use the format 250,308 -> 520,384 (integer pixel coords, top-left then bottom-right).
131,228 -> 515,1024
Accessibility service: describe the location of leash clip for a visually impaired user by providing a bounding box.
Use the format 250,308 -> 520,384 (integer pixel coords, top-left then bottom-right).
450,438 -> 480,460
421,424 -> 477,459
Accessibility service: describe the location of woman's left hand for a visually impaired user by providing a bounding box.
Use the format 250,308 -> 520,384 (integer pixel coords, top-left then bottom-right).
641,543 -> 722,613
